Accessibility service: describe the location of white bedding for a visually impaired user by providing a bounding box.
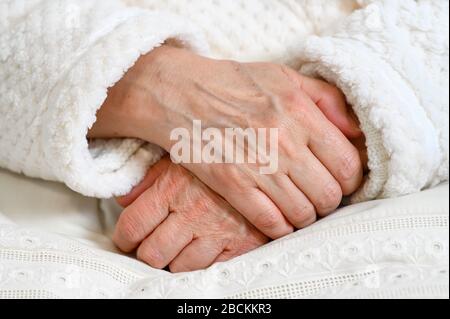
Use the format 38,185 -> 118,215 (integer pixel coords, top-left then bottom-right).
0,168 -> 448,299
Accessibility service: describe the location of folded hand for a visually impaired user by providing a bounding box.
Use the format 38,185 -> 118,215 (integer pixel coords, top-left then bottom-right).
114,156 -> 269,273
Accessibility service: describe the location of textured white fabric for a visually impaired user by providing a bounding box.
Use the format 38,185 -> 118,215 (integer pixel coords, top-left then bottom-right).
0,0 -> 449,299
0,0 -> 448,200
299,0 -> 449,202
0,0 -> 205,198
0,168 -> 448,299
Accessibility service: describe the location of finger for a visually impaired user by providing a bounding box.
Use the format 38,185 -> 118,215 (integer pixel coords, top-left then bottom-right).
113,187 -> 170,252
257,174 -> 317,229
298,95 -> 363,195
169,238 -> 225,273
289,149 -> 343,216
183,164 -> 294,240
137,213 -> 193,269
116,156 -> 171,207
299,75 -> 362,139
228,187 -> 295,240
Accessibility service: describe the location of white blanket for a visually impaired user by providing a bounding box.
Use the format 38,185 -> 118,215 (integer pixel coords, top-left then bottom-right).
0,169 -> 448,299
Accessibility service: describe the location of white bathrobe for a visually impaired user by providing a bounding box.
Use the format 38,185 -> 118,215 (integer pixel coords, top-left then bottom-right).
0,0 -> 448,298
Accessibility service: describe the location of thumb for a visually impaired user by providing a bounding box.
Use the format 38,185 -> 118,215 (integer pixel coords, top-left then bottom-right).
299,76 -> 362,139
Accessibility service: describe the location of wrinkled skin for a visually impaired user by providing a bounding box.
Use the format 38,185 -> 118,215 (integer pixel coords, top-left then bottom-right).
91,45 -> 365,240
114,156 -> 269,273
116,130 -> 366,273
110,72 -> 367,272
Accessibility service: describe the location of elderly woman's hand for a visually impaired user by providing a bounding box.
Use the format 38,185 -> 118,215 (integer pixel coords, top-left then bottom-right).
91,45 -> 364,240
114,156 -> 269,273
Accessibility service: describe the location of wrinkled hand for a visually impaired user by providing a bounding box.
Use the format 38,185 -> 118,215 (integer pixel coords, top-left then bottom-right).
114,156 -> 269,273
92,45 -> 365,240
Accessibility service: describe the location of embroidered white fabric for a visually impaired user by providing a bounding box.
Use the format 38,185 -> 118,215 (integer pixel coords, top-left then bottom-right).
0,169 -> 448,298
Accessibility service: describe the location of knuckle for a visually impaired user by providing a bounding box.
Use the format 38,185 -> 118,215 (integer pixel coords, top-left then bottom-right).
290,108 -> 309,126
282,91 -> 310,118
254,208 -> 282,230
137,245 -> 164,268
317,181 -> 342,213
339,148 -> 361,180
117,212 -> 143,245
291,203 -> 316,227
